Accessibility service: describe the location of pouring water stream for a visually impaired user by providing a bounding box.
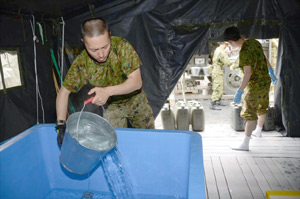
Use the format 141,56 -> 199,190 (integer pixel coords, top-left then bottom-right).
75,97 -> 135,199
76,97 -> 94,139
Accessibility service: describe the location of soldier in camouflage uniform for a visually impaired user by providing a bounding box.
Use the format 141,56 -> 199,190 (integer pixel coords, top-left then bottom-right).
222,27 -> 277,151
210,42 -> 231,110
55,18 -> 154,146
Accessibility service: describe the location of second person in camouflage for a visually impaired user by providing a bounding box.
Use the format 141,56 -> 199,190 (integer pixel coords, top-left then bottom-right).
210,42 -> 231,110
222,27 -> 277,151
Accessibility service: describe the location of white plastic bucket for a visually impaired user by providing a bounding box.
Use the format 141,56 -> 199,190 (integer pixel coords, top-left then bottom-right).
190,67 -> 201,76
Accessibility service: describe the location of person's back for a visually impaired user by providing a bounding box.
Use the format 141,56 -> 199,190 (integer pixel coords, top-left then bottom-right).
213,46 -> 231,73
239,39 -> 270,89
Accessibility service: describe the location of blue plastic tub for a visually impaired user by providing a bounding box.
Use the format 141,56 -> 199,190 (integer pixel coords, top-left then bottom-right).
0,124 -> 205,199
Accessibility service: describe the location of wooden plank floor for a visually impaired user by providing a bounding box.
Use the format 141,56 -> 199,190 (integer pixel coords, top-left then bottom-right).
201,124 -> 300,199
204,156 -> 300,199
155,98 -> 300,199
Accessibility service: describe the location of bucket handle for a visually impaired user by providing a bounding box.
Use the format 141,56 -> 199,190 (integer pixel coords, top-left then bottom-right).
84,97 -> 94,105
84,97 -> 106,114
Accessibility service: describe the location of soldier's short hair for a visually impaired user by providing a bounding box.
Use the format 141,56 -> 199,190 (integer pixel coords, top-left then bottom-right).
81,18 -> 108,38
223,26 -> 241,41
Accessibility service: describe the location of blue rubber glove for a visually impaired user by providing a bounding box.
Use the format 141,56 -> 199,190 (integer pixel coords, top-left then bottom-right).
234,88 -> 243,104
268,68 -> 277,84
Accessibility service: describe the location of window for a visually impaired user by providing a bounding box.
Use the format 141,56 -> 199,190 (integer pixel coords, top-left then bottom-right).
0,49 -> 22,90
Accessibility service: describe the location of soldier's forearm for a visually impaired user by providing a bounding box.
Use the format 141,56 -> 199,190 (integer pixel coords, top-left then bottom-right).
107,68 -> 142,96
56,86 -> 71,121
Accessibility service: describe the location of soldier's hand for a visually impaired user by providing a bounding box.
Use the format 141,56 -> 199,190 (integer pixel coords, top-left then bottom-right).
233,88 -> 243,104
88,87 -> 110,106
268,68 -> 277,84
56,122 -> 66,147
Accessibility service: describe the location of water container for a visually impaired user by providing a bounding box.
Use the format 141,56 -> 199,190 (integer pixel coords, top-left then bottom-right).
190,67 -> 201,76
230,102 -> 245,131
161,104 -> 176,130
175,101 -> 189,130
60,112 -> 117,174
0,124 -> 206,199
188,101 -> 205,131
263,106 -> 275,131
202,66 -> 210,76
202,88 -> 209,95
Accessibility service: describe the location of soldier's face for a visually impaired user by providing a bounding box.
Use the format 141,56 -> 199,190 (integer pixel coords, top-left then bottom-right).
83,31 -> 111,63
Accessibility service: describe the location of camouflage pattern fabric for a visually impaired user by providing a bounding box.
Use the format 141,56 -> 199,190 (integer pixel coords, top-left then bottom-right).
207,64 -> 213,74
241,86 -> 269,121
63,36 -> 154,128
211,46 -> 231,101
239,39 -> 271,121
63,36 -> 141,103
211,73 -> 224,101
104,91 -> 155,128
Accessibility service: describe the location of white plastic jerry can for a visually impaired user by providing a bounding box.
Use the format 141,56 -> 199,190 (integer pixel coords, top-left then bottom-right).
161,104 -> 176,130
175,101 -> 189,130
230,102 -> 245,131
263,106 -> 275,131
188,101 -> 205,131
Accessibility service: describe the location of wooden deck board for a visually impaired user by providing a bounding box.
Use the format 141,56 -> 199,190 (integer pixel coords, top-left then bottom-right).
204,158 -> 220,199
252,158 -> 282,190
263,158 -> 294,190
273,158 -> 300,190
237,157 -> 265,199
246,157 -> 271,195
211,157 -> 231,199
220,157 -> 253,199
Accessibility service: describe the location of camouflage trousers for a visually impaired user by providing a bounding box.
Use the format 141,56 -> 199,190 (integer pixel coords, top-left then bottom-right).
241,85 -> 270,121
104,91 -> 155,129
211,73 -> 224,101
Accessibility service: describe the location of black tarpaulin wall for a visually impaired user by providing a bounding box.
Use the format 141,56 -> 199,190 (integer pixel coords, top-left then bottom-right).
0,15 -> 57,141
275,12 -> 300,136
1,0 -> 300,141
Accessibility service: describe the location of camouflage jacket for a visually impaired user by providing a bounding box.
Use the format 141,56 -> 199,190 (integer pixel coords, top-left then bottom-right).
63,36 -> 142,103
212,46 -> 231,75
239,39 -> 271,90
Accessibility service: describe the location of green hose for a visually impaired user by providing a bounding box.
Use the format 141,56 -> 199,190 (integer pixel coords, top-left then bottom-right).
36,22 -> 44,45
50,49 -> 61,79
50,49 -> 76,113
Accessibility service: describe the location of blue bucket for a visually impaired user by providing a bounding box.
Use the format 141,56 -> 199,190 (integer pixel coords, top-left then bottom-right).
60,112 -> 117,174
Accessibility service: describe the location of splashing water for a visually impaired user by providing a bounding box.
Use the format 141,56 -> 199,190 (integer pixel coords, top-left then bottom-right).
74,102 -> 134,198
101,146 -> 136,199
